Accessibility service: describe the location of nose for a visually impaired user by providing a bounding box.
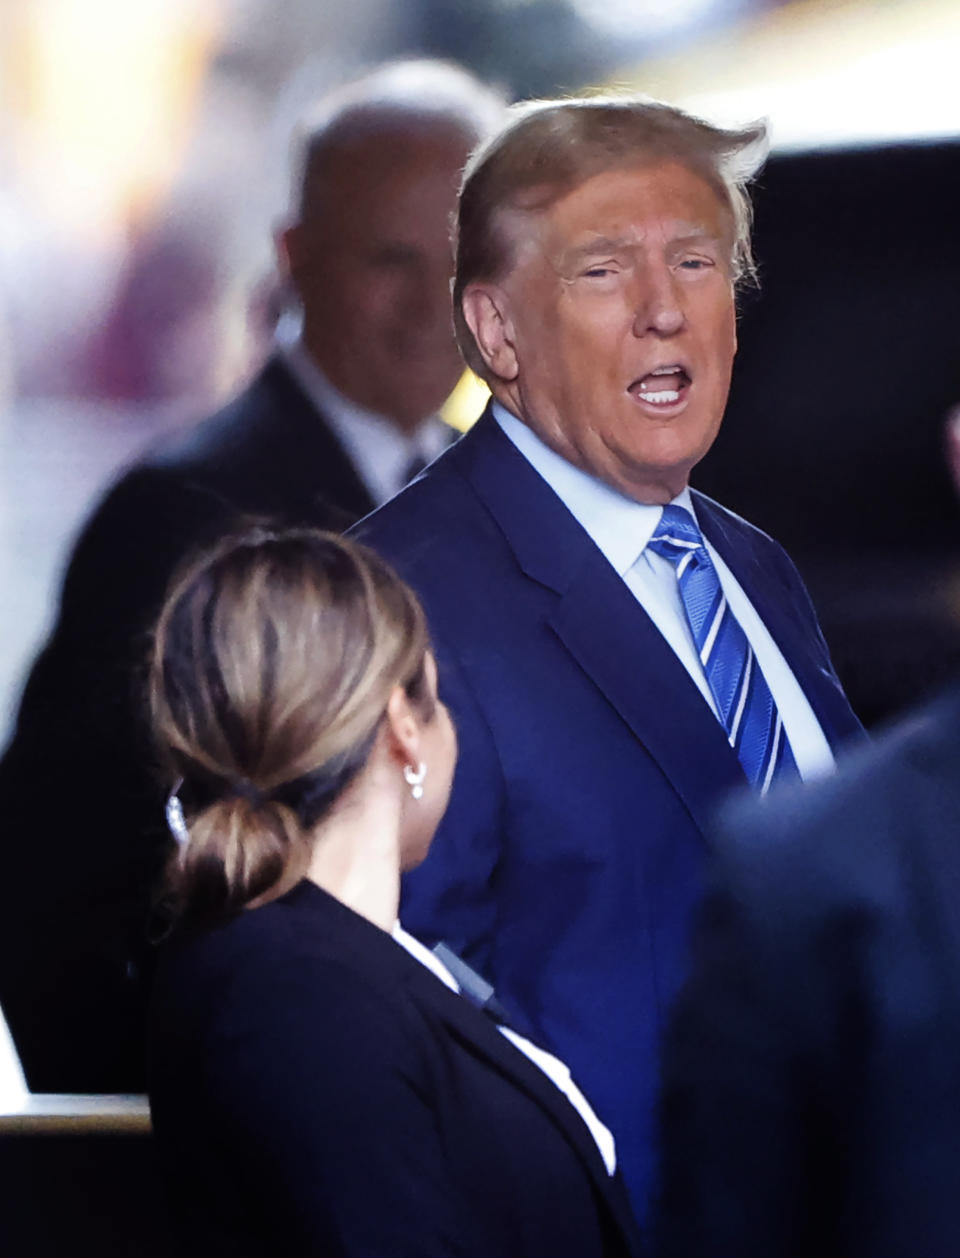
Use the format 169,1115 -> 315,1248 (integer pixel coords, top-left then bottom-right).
632,261 -> 686,338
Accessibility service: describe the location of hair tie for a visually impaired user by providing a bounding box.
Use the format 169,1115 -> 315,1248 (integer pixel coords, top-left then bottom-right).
231,778 -> 265,807
165,779 -> 190,847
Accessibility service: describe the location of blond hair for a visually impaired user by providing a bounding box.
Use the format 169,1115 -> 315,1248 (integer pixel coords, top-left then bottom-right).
453,95 -> 768,379
149,528 -> 430,925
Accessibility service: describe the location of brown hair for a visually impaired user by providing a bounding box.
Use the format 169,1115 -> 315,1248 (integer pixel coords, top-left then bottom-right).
453,95 -> 768,379
149,528 -> 431,926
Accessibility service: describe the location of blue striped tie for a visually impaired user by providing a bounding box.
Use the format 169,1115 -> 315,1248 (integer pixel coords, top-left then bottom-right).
647,504 -> 797,793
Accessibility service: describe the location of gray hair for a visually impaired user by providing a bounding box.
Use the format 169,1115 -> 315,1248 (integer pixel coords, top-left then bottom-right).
292,59 -> 506,221
453,95 -> 768,379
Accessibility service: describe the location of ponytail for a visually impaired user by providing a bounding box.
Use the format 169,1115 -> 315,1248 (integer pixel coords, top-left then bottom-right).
166,793 -> 308,924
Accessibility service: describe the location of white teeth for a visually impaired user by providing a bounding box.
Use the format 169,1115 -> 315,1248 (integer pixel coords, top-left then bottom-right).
649,365 -> 683,375
640,390 -> 680,404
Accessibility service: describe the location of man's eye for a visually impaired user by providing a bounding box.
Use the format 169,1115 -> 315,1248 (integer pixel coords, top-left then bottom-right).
583,266 -> 616,279
678,257 -> 713,271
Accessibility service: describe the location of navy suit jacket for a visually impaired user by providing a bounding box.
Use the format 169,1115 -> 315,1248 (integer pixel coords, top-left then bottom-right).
354,406 -> 862,1219
657,682 -> 960,1258
149,880 -> 641,1258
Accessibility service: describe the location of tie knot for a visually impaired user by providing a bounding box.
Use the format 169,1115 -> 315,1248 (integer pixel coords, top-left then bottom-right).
647,504 -> 704,567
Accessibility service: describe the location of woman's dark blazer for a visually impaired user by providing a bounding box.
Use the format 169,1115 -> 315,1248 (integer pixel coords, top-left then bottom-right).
148,879 -> 641,1258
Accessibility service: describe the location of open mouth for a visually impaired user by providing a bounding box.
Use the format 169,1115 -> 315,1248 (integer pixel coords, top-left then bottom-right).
628,364 -> 692,409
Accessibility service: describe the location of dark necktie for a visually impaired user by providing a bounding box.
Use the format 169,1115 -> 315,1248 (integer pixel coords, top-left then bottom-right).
647,504 -> 797,793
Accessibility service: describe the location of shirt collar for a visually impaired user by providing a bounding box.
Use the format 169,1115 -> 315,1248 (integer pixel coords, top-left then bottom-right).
492,401 -> 695,574
280,337 -> 451,506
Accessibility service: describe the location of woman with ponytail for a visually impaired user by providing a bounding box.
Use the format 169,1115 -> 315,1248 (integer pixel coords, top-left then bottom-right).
147,528 -> 639,1258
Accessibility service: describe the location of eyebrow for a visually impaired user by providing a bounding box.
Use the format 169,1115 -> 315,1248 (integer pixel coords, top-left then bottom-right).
559,227 -> 724,269
559,236 -> 634,268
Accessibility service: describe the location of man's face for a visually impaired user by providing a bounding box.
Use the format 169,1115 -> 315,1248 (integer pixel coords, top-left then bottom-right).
473,160 -> 738,503
285,126 -> 472,432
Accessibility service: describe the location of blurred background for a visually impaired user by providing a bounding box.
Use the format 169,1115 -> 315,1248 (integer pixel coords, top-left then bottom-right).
2,0 -> 959,736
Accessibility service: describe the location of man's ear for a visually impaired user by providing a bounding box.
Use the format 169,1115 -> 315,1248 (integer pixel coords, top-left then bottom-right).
461,284 -> 519,382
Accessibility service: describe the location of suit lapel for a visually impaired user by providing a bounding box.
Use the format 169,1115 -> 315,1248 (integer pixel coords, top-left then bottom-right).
451,409 -> 745,837
695,494 -> 862,748
284,880 -> 638,1250
548,563 -> 747,832
259,357 -> 376,522
401,953 -> 641,1249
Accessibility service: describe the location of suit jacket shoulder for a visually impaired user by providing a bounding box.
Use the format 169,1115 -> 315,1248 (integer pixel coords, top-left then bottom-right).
151,881 -> 640,1258
657,683 -> 960,1258
712,682 -> 960,952
137,355 -> 373,523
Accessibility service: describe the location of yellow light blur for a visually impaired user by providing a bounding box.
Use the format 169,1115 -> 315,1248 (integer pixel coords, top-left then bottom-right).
442,369 -> 491,433
8,0 -> 222,241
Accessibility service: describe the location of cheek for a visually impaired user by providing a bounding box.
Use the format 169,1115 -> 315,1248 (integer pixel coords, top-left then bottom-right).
526,303 -> 621,391
336,270 -> 400,327
722,307 -> 738,360
698,298 -> 737,386
714,291 -> 738,349
562,294 -> 636,369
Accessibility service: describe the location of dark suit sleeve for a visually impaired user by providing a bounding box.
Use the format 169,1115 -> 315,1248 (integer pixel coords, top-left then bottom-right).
654,881 -> 810,1257
0,466 -> 237,1090
654,798 -> 860,1258
202,956 -> 486,1258
399,643 -> 507,978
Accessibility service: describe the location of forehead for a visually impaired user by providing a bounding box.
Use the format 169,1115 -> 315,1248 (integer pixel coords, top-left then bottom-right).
512,160 -> 734,264
313,126 -> 472,233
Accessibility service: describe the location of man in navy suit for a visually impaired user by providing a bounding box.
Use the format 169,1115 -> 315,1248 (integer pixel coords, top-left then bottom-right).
355,95 -> 862,1221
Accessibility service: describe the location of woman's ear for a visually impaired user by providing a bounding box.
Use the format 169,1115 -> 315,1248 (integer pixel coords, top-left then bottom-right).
384,685 -> 421,769
461,284 -> 519,382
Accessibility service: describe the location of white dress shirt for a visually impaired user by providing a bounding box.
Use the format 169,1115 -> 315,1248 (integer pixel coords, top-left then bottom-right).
493,402 -> 835,781
280,338 -> 452,507
0,1001 -> 27,1106
392,923 -> 617,1175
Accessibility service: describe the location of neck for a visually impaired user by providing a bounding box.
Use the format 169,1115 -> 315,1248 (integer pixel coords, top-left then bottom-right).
305,770 -> 403,932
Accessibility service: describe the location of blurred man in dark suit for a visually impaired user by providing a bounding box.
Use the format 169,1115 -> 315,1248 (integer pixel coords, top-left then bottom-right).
0,59 -> 502,1093
657,416 -> 960,1258
355,94 -> 862,1220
